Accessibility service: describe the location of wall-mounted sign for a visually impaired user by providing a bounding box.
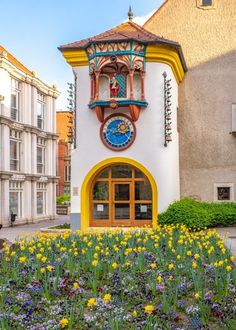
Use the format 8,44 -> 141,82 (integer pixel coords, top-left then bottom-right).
100,113 -> 136,151
141,205 -> 147,213
97,204 -> 104,212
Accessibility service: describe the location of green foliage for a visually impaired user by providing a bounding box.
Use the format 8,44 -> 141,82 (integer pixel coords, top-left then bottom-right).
56,194 -> 70,205
52,223 -> 70,229
159,198 -> 236,229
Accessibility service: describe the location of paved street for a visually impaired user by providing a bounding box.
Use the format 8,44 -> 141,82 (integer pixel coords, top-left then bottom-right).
0,216 -> 70,243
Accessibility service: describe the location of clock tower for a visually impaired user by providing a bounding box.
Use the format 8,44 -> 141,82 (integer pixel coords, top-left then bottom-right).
59,10 -> 187,230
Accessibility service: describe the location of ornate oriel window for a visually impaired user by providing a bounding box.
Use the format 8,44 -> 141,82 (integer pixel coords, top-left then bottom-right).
87,40 -> 147,122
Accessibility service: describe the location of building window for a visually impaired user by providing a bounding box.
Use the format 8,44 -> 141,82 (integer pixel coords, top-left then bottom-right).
10,129 -> 21,171
64,162 -> 71,182
37,182 -> 47,215
9,181 -> 23,217
214,183 -> 234,202
11,78 -> 21,121
37,137 -> 46,174
217,187 -> 230,201
37,92 -> 46,129
202,0 -> 212,6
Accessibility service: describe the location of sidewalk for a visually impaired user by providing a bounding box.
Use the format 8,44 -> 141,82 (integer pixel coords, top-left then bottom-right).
216,227 -> 236,265
0,216 -> 70,243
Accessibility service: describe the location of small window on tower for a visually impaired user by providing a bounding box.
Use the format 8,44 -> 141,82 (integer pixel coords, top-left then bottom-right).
202,0 -> 212,6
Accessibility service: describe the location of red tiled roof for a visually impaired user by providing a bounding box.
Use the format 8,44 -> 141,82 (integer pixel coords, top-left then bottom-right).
0,45 -> 33,76
59,21 -> 179,50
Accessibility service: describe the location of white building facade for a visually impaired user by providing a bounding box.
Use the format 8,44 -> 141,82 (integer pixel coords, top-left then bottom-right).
0,46 -> 59,227
59,18 -> 186,230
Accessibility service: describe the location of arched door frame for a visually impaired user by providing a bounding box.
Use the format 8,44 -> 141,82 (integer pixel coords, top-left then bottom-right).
80,157 -> 158,231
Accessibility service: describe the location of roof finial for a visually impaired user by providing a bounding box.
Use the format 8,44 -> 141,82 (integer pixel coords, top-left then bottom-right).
128,5 -> 133,21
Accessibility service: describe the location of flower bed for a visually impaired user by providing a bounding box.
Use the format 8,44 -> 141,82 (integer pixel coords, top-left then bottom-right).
0,225 -> 236,329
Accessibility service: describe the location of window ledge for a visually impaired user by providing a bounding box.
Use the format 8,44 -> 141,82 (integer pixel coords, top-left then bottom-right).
89,99 -> 148,109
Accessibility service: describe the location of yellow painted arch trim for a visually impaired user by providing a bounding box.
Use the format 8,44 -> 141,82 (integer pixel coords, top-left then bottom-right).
60,49 -> 89,67
146,44 -> 185,83
81,157 -> 158,231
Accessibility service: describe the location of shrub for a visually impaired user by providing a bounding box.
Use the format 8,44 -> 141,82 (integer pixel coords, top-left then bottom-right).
159,198 -> 236,229
56,194 -> 70,205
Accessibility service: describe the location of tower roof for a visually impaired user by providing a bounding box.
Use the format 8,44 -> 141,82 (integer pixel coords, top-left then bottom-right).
59,20 -> 182,51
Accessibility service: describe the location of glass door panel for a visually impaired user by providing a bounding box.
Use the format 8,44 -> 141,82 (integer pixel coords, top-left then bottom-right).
135,181 -> 152,200
93,203 -> 109,219
93,182 -> 109,200
114,183 -> 130,201
135,203 -> 152,220
115,203 -> 130,219
112,182 -> 131,222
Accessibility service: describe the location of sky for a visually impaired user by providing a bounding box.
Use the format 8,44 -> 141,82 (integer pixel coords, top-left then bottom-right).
0,0 -> 163,110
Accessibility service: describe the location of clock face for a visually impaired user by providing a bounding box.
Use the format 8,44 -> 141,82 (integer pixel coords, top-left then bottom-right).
101,114 -> 136,151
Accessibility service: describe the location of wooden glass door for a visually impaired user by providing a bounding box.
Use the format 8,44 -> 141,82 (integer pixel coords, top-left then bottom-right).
90,164 -> 153,227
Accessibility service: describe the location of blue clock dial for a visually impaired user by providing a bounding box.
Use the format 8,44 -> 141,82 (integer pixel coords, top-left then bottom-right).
101,115 -> 135,150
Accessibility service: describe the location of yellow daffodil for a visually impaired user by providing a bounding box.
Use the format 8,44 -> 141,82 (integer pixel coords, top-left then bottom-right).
87,298 -> 96,307
112,262 -> 117,269
226,265 -> 232,272
156,275 -> 162,283
132,310 -> 137,317
92,260 -> 98,266
195,292 -> 200,300
168,263 -> 174,270
103,294 -> 111,302
46,265 -> 54,272
19,256 -> 27,263
144,305 -> 154,314
41,257 -> 47,263
60,317 -> 69,328
73,282 -> 79,289
192,261 -> 197,269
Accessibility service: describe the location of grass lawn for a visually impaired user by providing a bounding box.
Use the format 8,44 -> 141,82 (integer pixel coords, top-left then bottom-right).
0,225 -> 235,329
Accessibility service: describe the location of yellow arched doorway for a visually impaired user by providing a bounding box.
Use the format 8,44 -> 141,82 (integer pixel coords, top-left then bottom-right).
81,157 -> 158,231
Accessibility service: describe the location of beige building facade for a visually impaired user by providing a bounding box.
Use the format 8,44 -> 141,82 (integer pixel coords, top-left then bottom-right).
144,0 -> 236,202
